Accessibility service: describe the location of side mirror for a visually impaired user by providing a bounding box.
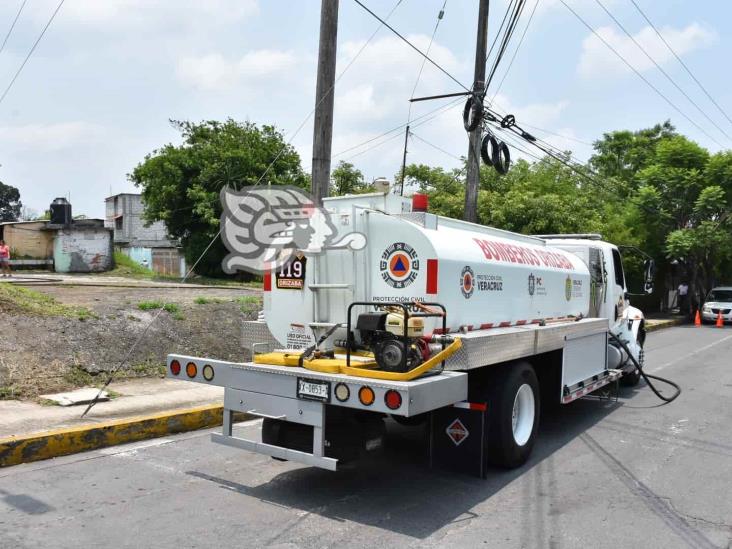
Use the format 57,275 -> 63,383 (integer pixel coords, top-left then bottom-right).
643,259 -> 656,295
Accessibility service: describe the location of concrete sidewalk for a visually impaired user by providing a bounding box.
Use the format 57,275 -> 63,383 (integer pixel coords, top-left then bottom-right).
5,273 -> 253,290
0,379 -> 223,439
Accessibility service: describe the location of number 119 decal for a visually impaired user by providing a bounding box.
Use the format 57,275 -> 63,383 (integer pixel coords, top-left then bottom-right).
276,255 -> 307,290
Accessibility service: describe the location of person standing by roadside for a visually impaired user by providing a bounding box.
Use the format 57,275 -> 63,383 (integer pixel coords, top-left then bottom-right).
0,240 -> 11,277
677,281 -> 689,321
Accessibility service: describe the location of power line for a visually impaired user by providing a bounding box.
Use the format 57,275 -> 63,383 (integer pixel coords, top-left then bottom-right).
629,0 -> 732,129
410,131 -> 463,161
407,0 -> 448,122
558,0 -> 723,148
489,0 -> 539,101
0,0 -> 65,107
0,0 -> 27,56
485,0 -> 527,90
594,0 -> 731,142
352,0 -> 469,92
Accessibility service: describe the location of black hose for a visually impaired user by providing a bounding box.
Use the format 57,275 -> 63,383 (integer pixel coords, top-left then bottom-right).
609,332 -> 681,403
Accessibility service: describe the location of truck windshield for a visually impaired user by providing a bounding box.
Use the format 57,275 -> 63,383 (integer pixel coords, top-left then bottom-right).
707,289 -> 732,302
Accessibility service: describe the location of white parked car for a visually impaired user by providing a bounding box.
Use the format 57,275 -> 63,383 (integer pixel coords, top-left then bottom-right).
702,287 -> 732,324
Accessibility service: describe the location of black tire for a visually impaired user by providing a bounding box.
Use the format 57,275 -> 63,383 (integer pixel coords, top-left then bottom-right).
621,366 -> 641,387
480,133 -> 496,166
484,361 -> 540,468
492,141 -> 511,174
463,96 -> 483,132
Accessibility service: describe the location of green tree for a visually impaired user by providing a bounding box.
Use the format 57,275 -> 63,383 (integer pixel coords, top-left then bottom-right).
129,119 -> 307,277
634,136 -> 731,307
589,121 -> 676,184
0,182 -> 22,222
331,161 -> 371,195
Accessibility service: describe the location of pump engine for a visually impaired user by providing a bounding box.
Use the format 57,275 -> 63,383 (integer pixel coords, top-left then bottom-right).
354,310 -> 430,372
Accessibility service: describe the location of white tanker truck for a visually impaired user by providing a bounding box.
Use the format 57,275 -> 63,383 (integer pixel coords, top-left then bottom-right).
167,191 -> 655,476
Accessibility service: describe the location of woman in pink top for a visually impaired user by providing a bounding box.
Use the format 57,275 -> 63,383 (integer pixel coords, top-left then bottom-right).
0,240 -> 11,277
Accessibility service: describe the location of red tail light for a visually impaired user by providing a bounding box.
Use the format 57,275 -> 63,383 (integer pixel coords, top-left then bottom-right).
170,360 -> 181,376
384,390 -> 402,410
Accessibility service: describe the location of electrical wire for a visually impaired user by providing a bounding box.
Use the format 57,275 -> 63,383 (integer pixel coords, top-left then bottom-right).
485,0 -> 527,90
629,0 -> 732,129
352,0 -> 469,92
489,0 -> 539,102
0,0 -> 27,56
410,131 -> 463,161
594,0 -> 731,142
407,0 -> 448,123
0,0 -> 65,107
558,0 -> 723,148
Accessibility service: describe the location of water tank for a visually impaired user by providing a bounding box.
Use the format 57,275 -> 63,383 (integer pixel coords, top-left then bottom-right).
50,198 -> 72,226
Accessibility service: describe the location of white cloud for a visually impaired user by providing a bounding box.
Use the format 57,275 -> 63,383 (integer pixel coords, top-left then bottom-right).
0,122 -> 105,151
177,50 -> 297,92
578,22 -> 716,78
35,0 -> 259,29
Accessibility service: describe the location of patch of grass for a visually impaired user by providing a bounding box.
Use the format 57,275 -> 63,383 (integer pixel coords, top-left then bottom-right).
237,295 -> 261,314
106,251 -> 156,279
173,312 -> 185,321
0,282 -> 94,319
137,300 -> 180,314
63,365 -> 98,387
137,300 -> 164,311
194,296 -> 228,305
0,385 -> 18,400
36,397 -> 60,407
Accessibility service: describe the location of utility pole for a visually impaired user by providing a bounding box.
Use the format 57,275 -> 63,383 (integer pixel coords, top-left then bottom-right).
311,0 -> 339,204
463,0 -> 489,223
399,125 -> 410,195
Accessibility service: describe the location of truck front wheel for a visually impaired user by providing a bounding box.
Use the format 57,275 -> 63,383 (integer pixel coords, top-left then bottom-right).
485,362 -> 540,468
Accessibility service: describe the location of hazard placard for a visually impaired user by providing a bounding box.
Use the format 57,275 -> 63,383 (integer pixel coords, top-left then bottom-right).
445,418 -> 469,446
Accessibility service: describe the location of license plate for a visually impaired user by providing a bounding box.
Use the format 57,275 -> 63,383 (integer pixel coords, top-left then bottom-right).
297,378 -> 330,402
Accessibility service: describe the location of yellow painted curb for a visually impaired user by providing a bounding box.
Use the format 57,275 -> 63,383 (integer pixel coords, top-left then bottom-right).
0,404 -> 238,468
645,318 -> 683,333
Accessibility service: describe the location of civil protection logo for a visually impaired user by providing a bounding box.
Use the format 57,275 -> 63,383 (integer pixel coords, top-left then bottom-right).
565,275 -> 572,301
460,266 -> 475,299
380,242 -> 419,288
220,185 -> 366,275
528,273 -> 536,296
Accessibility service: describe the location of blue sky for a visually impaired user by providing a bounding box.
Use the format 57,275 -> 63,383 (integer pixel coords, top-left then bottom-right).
1,0 -> 730,218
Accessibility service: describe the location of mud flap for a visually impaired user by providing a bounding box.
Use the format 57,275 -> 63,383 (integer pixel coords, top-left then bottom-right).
429,403 -> 488,478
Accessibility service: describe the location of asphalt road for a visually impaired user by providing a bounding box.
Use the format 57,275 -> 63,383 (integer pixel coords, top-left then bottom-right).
1,326 -> 731,549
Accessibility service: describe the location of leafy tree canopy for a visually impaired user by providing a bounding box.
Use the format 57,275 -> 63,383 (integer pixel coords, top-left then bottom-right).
129,119 -> 307,277
0,182 -> 22,222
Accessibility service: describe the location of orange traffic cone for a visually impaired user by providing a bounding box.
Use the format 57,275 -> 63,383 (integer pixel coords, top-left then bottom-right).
694,309 -> 701,327
716,311 -> 724,328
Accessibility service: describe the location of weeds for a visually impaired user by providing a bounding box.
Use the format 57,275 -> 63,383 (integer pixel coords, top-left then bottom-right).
0,283 -> 94,319
237,295 -> 261,314
194,296 -> 227,305
137,300 -> 180,314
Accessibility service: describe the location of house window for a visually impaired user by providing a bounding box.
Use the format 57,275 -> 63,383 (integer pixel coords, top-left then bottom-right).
115,216 -> 123,230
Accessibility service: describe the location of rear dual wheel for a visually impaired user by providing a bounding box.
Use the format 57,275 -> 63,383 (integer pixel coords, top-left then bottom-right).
484,361 -> 540,468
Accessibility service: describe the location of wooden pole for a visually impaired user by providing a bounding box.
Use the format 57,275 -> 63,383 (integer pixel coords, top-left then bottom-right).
311,0 -> 340,204
463,0 -> 489,223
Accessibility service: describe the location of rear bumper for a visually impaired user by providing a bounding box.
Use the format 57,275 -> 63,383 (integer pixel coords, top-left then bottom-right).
167,354 -> 467,470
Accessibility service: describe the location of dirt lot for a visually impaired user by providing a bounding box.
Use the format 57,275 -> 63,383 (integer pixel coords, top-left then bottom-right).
0,282 -> 261,399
